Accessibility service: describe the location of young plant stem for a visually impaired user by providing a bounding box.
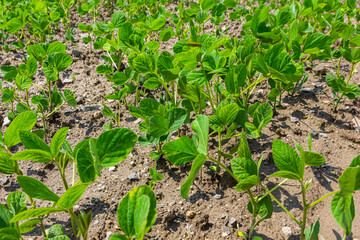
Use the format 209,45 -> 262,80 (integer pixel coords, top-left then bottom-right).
135,74 -> 140,105
207,156 -> 239,182
334,62 -> 355,111
39,216 -> 47,237
260,183 -> 301,226
300,183 -> 308,240
201,63 -> 216,113
247,189 -> 257,239
307,190 -> 338,208
257,178 -> 288,202
117,101 -> 121,127
47,80 -> 53,112
45,102 -> 66,118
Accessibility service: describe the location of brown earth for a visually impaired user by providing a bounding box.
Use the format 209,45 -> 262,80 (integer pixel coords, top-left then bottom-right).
1,2 -> 360,240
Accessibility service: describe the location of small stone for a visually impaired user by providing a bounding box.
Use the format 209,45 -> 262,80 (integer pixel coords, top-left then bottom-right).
93,111 -> 102,119
228,217 -> 237,228
290,117 -> 300,123
186,211 -> 196,219
76,97 -> 85,104
93,220 -> 99,226
105,231 -> 113,240
311,132 -> 319,137
301,88 -> 315,93
2,117 -> 10,127
221,214 -> 228,220
130,161 -> 136,167
73,205 -> 80,210
82,105 -> 102,112
282,226 -> 292,235
108,166 -> 116,171
213,194 -> 222,199
62,78 -> 73,84
221,231 -> 230,237
72,50 -> 82,58
319,133 -> 328,138
127,173 -> 139,181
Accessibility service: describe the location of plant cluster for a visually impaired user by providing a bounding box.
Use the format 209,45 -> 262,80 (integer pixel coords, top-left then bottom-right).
0,0 -> 360,239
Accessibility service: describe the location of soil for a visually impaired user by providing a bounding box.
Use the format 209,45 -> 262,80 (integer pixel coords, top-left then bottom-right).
1,2 -> 360,240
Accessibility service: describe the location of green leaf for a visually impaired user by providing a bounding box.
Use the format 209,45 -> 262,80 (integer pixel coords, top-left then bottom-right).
48,224 -> 66,237
253,102 -> 273,129
331,22 -> 355,41
331,193 -> 355,236
217,103 -> 240,126
26,56 -> 37,76
50,53 -> 73,71
134,195 -> 150,240
235,175 -> 260,191
111,11 -> 126,28
27,44 -> 46,63
0,204 -> 11,228
180,154 -> 207,199
10,208 -> 64,223
303,33 -> 333,54
19,218 -> 41,234
268,170 -> 303,180
11,149 -> 53,163
15,75 -> 32,90
349,35 -> 360,47
4,111 -> 37,148
117,185 -> 156,239
17,176 -> 59,202
50,128 -> 69,157
57,184 -> 88,210
19,131 -> 49,152
245,122 -> 261,138
238,133 -> 252,159
338,167 -> 360,194
247,195 -> 273,220
163,136 -> 198,165
7,191 -> 27,216
130,53 -> 153,73
191,115 -> 209,155
0,227 -> 19,240
96,65 -> 113,75
0,152 -> 19,175
1,65 -> 17,82
148,116 -> 169,138
6,18 -> 23,34
64,89 -> 77,107
76,149 -> 97,183
47,42 -> 66,54
205,37 -> 228,56
166,108 -> 187,132
109,235 -> 128,240
231,157 -> 257,181
305,218 -> 320,240
151,18 -> 166,31
349,155 -> 360,167
96,128 -> 137,168
201,0 -> 217,10
159,27 -> 175,41
302,151 -> 325,167
272,139 -> 303,180
138,98 -> 160,118
225,64 -> 247,94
